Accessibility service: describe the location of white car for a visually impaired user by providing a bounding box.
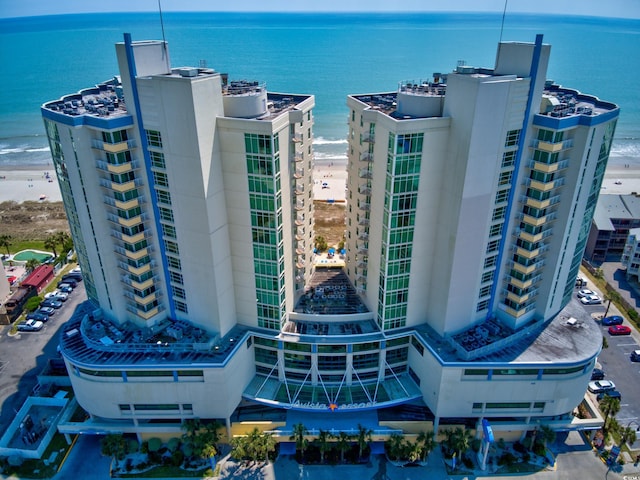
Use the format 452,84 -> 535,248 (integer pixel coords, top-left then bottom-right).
580,294 -> 602,305
588,380 -> 616,394
53,292 -> 69,302
577,289 -> 595,298
44,290 -> 60,299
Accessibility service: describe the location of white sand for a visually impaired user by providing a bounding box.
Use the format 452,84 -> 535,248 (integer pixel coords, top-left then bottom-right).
0,167 -> 61,203
1,162 -> 638,205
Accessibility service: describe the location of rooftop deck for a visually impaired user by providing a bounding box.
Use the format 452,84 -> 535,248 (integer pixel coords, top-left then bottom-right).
294,267 -> 369,315
59,302 -> 252,368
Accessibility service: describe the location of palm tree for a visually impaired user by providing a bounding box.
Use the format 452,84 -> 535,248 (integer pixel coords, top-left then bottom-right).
43,235 -> 58,257
407,442 -> 423,463
290,423 -> 308,459
260,432 -> 277,463
385,433 -> 404,461
55,231 -> 72,254
537,425 -> 556,450
0,234 -> 11,256
334,431 -> 352,463
25,258 -> 40,272
600,396 -> 621,432
315,429 -> 331,463
446,427 -> 472,467
416,430 -> 436,462
621,426 -> 638,447
201,443 -> 217,469
101,433 -> 127,468
356,423 -> 372,460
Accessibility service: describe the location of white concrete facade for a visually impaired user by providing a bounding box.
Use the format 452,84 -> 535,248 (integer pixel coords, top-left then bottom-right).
43,35 -> 617,438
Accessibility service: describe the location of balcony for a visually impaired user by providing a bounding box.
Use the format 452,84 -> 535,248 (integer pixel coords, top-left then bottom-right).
358,202 -> 370,211
515,246 -> 541,259
295,214 -> 305,226
92,138 -> 136,153
359,185 -> 371,195
130,277 -> 155,290
532,138 -> 573,152
357,243 -> 368,254
295,183 -> 305,195
358,218 -> 369,226
121,231 -> 145,244
127,263 -> 151,276
502,304 -> 530,318
294,200 -> 305,211
358,232 -> 369,241
294,152 -> 304,162
360,152 -> 372,162
509,276 -> 533,289
363,133 -> 375,143
291,132 -> 303,143
124,247 -> 149,261
528,178 -> 565,192
293,168 -> 304,179
135,306 -> 159,320
358,169 -> 373,179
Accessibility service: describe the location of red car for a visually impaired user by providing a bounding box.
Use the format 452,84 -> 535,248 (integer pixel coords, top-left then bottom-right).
608,325 -> 632,336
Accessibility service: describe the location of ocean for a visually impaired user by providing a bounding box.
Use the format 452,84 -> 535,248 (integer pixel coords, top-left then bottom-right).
1,12 -> 639,168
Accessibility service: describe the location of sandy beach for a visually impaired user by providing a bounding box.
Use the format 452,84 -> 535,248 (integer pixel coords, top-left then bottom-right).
1,162 -> 640,205
0,166 -> 61,203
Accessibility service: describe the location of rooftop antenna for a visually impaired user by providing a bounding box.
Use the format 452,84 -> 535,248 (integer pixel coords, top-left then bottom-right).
499,0 -> 508,43
158,0 -> 169,68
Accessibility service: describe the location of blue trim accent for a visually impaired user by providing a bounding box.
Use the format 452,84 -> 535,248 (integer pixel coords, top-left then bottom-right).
41,107 -> 134,129
122,33 -> 177,319
122,371 -> 128,382
486,34 -> 544,320
533,109 -> 619,129
488,369 -> 493,380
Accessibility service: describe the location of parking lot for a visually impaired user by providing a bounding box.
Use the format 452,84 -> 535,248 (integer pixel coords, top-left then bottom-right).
0,281 -> 86,433
577,284 -> 640,447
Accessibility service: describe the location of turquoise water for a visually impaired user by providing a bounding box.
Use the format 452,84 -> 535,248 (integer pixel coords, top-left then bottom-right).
13,250 -> 53,262
1,12 -> 639,166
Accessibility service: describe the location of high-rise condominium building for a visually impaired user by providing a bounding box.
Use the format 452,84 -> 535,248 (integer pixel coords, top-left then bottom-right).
44,34 -> 617,442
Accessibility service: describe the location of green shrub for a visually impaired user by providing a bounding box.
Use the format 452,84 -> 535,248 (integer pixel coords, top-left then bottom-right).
24,296 -> 43,312
147,437 -> 162,452
167,437 -> 181,452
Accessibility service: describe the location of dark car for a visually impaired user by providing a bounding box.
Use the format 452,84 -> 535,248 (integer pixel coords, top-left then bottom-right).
590,368 -> 605,381
62,272 -> 82,282
597,390 -> 622,402
41,299 -> 63,309
602,315 -> 624,326
631,350 -> 640,362
58,280 -> 77,289
38,306 -> 55,316
26,311 -> 49,322
608,325 -> 632,336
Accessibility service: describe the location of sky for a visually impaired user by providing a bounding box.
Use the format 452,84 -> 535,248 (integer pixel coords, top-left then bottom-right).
1,0 -> 640,19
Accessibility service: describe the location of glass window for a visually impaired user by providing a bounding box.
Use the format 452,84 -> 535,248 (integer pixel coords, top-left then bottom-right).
146,130 -> 163,148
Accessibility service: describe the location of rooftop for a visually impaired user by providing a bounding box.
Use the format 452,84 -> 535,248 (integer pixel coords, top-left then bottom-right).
59,302 -> 253,368
592,193 -> 640,230
538,83 -> 618,119
294,267 -> 369,315
413,297 -> 602,366
43,80 -> 127,120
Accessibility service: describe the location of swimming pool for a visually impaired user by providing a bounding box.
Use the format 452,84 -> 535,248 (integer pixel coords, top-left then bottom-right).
12,249 -> 53,263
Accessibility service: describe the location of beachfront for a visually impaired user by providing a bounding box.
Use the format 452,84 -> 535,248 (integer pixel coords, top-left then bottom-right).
1,162 -> 639,204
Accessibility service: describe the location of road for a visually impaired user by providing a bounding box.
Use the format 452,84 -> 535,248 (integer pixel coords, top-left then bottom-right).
0,281 -> 87,432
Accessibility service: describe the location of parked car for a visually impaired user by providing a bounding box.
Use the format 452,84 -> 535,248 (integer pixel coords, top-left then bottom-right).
590,368 -> 605,380
26,311 -> 49,322
608,325 -> 632,336
44,290 -> 60,299
575,276 -> 588,287
53,292 -> 69,302
631,350 -> 640,362
577,289 -> 595,298
63,271 -> 82,280
59,275 -> 78,288
38,306 -> 55,316
580,294 -> 602,305
597,390 -> 622,402
17,319 -> 44,332
601,315 -> 624,326
588,380 -> 616,394
57,284 -> 74,293
40,299 -> 63,309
